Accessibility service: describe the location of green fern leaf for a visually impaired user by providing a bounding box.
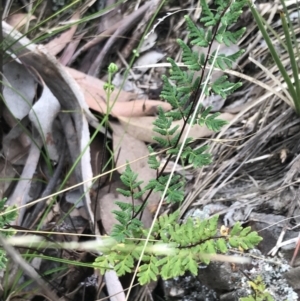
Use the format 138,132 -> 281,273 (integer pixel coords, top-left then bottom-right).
168,58 -> 192,85
153,136 -> 169,147
181,145 -> 212,167
186,253 -> 198,276
216,27 -> 246,46
158,211 -> 180,230
228,237 -> 239,248
160,76 -> 179,108
230,221 -> 243,236
244,231 -> 263,249
185,16 -> 210,46
177,39 -> 201,71
0,250 -> 7,270
208,215 -> 219,234
93,254 -> 115,275
165,110 -> 184,121
0,203 -> 18,241
160,257 -> 172,279
114,253 -> 134,276
138,257 -> 159,285
240,227 -> 252,237
111,224 -> 130,242
200,0 -> 217,26
169,133 -> 181,147
216,238 -> 228,253
114,201 -> 133,211
116,188 -> 131,197
165,187 -> 184,203
170,255 -> 185,277
199,111 -> 228,132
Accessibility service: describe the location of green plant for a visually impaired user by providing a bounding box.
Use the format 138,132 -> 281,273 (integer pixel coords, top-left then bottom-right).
248,0 -> 300,114
241,276 -> 275,301
0,198 -> 18,269
91,0 -> 264,285
94,206 -> 262,285
0,0 -> 265,296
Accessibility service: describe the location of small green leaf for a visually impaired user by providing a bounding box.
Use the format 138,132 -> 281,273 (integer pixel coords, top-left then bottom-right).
228,237 -> 239,248
230,222 -> 243,236
216,238 -> 228,253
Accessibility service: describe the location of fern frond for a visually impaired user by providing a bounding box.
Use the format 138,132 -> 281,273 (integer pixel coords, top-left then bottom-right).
93,253 -> 116,275
138,255 -> 159,285
228,222 -> 262,250
210,75 -> 243,98
200,0 -> 218,26
216,27 -> 247,46
185,15 -> 211,46
197,108 -> 228,132
177,39 -> 201,71
168,58 -> 192,86
102,0 -> 259,287
146,174 -> 185,203
94,212 -> 262,284
181,145 -> 212,167
0,198 -> 18,269
160,75 -> 179,108
152,107 -> 181,147
114,253 -> 134,276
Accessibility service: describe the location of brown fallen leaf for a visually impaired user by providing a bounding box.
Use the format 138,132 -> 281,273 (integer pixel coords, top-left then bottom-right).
66,67 -> 171,117
66,66 -> 135,101
59,32 -> 84,66
44,11 -> 81,56
110,121 -> 161,210
118,113 -> 235,143
6,13 -> 36,30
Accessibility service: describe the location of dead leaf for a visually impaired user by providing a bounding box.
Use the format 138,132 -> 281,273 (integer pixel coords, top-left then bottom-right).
66,67 -> 171,117
3,61 -> 36,120
59,32 -> 84,66
105,100 -> 171,117
6,13 -> 36,30
65,188 -> 84,208
44,11 -> 81,56
28,84 -> 61,162
7,136 -> 42,225
110,122 -> 161,209
140,32 -> 158,53
118,113 -> 235,143
2,133 -> 29,165
66,66 -> 135,101
132,50 -> 165,80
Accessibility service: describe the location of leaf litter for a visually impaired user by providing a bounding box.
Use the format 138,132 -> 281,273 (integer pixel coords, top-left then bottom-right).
1,1 -> 300,301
